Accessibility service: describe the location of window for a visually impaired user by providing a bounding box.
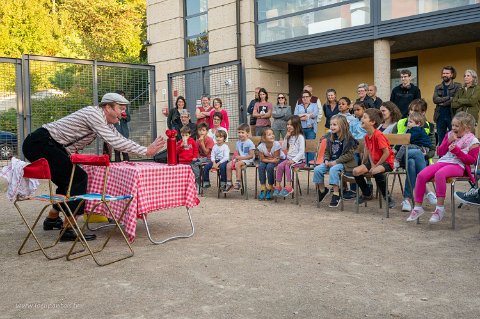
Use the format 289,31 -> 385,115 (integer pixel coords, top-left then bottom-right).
391,57 -> 419,88
185,0 -> 208,58
381,0 -> 480,21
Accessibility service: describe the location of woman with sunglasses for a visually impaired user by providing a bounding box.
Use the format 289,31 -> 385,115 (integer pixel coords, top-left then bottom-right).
272,94 -> 292,140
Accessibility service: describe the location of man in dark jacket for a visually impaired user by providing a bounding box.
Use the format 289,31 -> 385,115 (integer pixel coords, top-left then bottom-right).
432,66 -> 461,145
390,69 -> 421,118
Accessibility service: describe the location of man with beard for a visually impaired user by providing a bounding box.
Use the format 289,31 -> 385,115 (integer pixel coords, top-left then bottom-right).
433,66 -> 461,145
390,69 -> 421,118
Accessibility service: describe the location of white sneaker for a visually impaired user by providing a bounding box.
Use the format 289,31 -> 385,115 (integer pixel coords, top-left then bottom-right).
429,208 -> 445,224
406,208 -> 425,222
401,199 -> 412,212
394,160 -> 400,170
425,192 -> 437,205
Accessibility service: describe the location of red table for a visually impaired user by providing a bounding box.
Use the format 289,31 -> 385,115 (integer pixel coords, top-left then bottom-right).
83,162 -> 199,242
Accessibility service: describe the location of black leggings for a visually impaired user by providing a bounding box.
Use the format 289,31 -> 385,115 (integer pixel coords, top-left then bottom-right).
23,128 -> 87,216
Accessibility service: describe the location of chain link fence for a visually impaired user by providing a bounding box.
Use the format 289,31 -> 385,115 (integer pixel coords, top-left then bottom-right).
168,61 -> 245,140
0,55 -> 156,161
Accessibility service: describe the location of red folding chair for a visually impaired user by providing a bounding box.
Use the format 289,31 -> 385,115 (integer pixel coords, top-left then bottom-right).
65,154 -> 134,266
13,158 -> 76,260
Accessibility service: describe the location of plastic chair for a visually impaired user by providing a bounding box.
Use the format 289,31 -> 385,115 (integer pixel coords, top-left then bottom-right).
65,154 -> 134,266
13,158 -> 75,260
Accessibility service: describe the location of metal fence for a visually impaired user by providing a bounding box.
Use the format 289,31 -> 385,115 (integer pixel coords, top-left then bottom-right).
0,55 -> 156,160
168,61 -> 245,139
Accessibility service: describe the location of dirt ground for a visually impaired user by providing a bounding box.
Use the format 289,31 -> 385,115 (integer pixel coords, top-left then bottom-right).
1,170 -> 480,319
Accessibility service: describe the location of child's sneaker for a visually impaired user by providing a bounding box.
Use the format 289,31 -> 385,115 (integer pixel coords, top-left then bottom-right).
203,181 -> 211,188
342,190 -> 356,200
279,186 -> 294,197
355,193 -> 373,205
223,183 -> 233,193
317,188 -> 329,203
329,194 -> 341,207
272,187 -> 281,197
265,190 -> 272,200
406,207 -> 425,222
386,196 -> 396,209
425,192 -> 437,205
429,208 -> 445,224
233,182 -> 241,191
401,199 -> 412,212
258,190 -> 266,200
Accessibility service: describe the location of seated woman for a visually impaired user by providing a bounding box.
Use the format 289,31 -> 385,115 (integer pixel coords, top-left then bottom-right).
378,101 -> 402,134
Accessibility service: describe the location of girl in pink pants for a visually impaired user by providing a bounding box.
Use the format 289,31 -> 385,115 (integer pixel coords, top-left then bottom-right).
407,112 -> 479,224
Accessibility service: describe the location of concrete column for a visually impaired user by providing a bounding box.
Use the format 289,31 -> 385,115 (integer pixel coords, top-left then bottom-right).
374,39 -> 392,101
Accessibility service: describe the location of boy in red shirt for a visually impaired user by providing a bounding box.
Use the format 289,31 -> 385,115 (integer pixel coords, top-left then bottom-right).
353,108 -> 395,208
196,122 -> 214,162
177,126 -> 200,186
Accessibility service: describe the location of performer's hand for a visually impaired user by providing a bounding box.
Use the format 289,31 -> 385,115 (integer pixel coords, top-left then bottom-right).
146,136 -> 166,156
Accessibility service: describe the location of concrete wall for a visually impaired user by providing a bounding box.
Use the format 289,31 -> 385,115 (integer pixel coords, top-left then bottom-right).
305,41 -> 480,135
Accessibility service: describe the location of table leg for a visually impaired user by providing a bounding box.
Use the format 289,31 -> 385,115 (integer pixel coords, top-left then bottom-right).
142,208 -> 195,244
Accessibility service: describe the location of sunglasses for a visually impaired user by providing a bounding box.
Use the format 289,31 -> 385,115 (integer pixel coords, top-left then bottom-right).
277,96 -> 285,99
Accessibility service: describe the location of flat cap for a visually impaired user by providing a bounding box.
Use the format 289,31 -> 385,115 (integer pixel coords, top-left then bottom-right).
101,92 -> 130,105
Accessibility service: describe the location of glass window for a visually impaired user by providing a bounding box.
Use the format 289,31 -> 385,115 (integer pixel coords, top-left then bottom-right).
187,35 -> 209,57
257,1 -> 370,44
257,0 -> 350,20
186,0 -> 208,16
391,57 -> 419,88
381,0 -> 479,21
186,15 -> 208,37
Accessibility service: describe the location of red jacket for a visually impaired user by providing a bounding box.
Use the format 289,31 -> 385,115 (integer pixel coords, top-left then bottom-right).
177,138 -> 199,164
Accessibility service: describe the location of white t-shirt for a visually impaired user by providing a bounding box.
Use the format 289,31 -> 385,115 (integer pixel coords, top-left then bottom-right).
257,141 -> 286,160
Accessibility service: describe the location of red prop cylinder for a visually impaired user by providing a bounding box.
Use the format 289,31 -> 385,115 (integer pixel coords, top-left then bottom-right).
166,130 -> 177,165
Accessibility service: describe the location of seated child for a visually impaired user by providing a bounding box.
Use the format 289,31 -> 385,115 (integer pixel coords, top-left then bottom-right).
353,108 -> 396,208
196,122 -> 214,163
394,112 -> 431,169
257,128 -> 285,200
176,126 -> 200,185
314,115 -> 358,207
208,112 -> 228,143
224,124 -> 256,192
203,130 -> 229,190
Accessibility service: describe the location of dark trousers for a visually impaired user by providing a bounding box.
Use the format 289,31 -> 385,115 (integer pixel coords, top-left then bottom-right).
114,150 -> 130,162
436,107 -> 452,146
22,128 -> 87,216
354,173 -> 388,198
204,160 -> 228,183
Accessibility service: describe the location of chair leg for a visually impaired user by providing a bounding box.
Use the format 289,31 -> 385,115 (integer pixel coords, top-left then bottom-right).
254,167 -> 258,199
385,173 -> 390,218
451,182 -> 456,229
355,184 -> 360,214
295,172 -> 299,205
307,170 -> 310,195
243,168 -> 248,200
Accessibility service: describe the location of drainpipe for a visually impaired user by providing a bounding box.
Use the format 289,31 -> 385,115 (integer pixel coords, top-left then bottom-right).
236,0 -> 241,61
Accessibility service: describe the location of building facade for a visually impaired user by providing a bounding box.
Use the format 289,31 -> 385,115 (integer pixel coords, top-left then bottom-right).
147,0 -> 480,134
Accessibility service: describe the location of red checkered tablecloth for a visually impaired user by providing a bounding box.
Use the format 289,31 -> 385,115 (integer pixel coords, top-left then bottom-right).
83,162 -> 200,242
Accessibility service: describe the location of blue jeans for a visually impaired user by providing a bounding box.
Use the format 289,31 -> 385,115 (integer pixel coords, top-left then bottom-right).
303,127 -> 316,164
313,163 -> 344,186
403,148 -> 427,199
258,162 -> 276,185
436,107 -> 452,146
204,160 -> 228,183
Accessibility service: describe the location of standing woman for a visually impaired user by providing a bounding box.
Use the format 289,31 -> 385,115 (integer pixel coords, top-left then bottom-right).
452,69 -> 480,123
209,98 -> 229,130
272,93 -> 292,140
295,89 -> 319,164
378,101 -> 402,133
323,88 -> 339,130
252,88 -> 273,136
167,96 -> 187,132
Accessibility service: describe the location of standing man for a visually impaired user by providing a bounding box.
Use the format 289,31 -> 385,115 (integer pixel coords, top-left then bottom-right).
432,66 -> 461,145
195,94 -> 213,126
113,90 -> 131,162
367,85 -> 383,109
356,83 -> 375,109
247,87 -> 260,135
390,69 -> 421,118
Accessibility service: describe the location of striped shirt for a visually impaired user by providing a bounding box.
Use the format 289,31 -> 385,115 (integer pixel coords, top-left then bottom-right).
43,106 -> 147,155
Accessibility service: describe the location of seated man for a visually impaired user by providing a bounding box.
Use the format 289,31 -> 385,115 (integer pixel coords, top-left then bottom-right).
22,92 -> 166,241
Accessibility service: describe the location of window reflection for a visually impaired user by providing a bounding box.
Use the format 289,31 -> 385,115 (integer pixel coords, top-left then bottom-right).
186,0 -> 208,16
381,0 -> 479,21
187,35 -> 209,57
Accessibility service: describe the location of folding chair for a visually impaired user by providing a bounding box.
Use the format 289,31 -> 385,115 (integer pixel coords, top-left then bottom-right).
293,138 -> 321,205
13,158 -> 74,260
384,133 -> 411,218
65,154 -> 134,266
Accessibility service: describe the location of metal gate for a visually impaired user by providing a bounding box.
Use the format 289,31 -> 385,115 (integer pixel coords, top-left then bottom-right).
167,61 -> 245,139
0,55 -> 156,160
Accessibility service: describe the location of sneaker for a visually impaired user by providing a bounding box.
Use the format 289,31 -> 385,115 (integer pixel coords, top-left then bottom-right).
355,193 -> 373,205
279,187 -> 294,197
455,188 -> 480,206
203,181 -> 211,188
429,208 -> 445,224
401,199 -> 412,212
386,196 -> 396,209
223,183 -> 233,193
317,188 -> 329,203
425,192 -> 437,205
233,182 -> 241,191
394,160 -> 400,170
406,207 -> 425,222
258,190 -> 266,200
342,190 -> 356,200
265,190 -> 272,200
272,187 -> 281,197
329,194 -> 341,207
